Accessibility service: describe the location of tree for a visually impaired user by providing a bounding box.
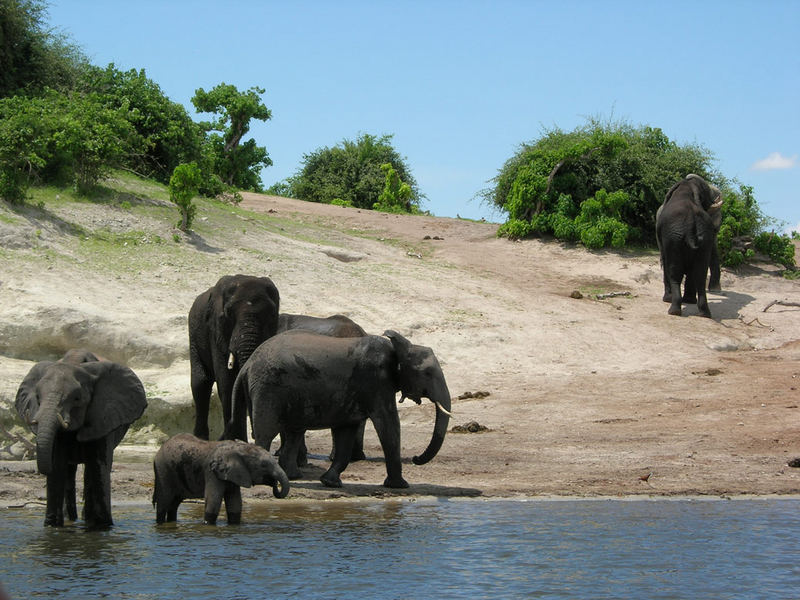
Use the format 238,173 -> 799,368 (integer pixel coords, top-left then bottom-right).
169,162 -> 202,231
191,83 -> 272,190
79,64 -> 204,183
286,133 -> 422,211
0,0 -> 86,97
0,94 -> 50,202
374,162 -> 413,213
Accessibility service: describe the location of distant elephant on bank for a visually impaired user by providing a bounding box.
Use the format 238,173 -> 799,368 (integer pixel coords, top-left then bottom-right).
189,274 -> 280,440
227,330 -> 452,489
276,313 -> 369,464
15,350 -> 147,528
153,433 -> 289,525
656,174 -> 723,317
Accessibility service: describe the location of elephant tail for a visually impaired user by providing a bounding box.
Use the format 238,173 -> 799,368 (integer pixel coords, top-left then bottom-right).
152,462 -> 159,508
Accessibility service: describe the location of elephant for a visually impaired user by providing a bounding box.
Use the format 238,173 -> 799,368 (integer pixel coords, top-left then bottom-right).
227,329 -> 452,489
276,313 -> 368,464
15,351 -> 147,528
656,174 -> 723,317
153,433 -> 290,525
189,274 -> 280,440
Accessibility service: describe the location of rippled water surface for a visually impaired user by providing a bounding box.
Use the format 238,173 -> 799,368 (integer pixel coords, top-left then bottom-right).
2,498 -> 799,599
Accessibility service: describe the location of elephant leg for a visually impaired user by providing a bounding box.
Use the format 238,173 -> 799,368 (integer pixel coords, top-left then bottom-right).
682,276 -> 698,304
708,245 -> 722,292
64,462 -> 78,521
329,420 -> 366,462
692,262 -> 712,318
224,485 -> 243,525
191,364 -> 214,440
83,459 -> 113,529
661,268 -> 672,303
321,424 -> 359,488
204,477 -> 226,525
277,432 -> 309,467
371,413 -> 409,489
276,431 -> 304,480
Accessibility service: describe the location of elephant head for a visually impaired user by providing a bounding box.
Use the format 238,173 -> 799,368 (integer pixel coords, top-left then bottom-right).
384,330 -> 452,466
216,275 -> 280,372
208,440 -> 290,498
15,359 -> 147,475
665,174 -> 723,218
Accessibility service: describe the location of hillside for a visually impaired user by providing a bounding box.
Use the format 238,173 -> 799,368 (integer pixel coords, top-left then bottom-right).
1,177 -> 799,502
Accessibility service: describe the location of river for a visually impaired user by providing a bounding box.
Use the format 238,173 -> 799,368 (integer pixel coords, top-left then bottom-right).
2,497 -> 798,599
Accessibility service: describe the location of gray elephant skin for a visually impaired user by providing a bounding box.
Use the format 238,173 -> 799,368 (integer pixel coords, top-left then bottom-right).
153,433 -> 290,524
656,174 -> 723,317
15,350 -> 147,528
189,274 -> 280,440
228,329 -> 452,489
276,312 -> 368,464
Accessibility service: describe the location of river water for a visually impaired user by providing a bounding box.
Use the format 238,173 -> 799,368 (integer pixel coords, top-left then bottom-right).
2,497 -> 798,599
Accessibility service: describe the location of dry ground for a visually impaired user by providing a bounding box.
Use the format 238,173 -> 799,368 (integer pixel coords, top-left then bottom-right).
1,191 -> 799,508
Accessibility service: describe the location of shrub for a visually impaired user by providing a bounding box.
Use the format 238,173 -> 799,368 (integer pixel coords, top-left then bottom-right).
169,163 -> 202,231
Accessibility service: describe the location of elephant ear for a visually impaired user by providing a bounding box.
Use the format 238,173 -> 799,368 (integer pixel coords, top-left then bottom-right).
15,361 -> 56,430
75,361 -> 147,442
209,444 -> 253,488
383,330 -> 412,360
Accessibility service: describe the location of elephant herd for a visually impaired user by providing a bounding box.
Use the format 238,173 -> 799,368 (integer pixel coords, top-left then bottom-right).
14,275 -> 453,528
13,174 -> 723,528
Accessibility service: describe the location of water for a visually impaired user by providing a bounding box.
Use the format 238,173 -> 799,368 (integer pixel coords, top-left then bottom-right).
2,498 -> 798,599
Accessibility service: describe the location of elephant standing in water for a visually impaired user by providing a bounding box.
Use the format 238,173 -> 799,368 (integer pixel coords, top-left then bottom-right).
153,433 -> 289,524
656,174 -> 723,318
15,350 -> 147,527
227,330 -> 452,489
189,274 -> 280,440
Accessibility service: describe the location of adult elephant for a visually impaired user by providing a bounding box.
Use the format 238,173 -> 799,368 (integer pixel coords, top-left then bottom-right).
189,274 -> 280,440
15,351 -> 147,528
153,433 -> 289,525
277,313 -> 368,463
227,329 -> 452,489
656,174 -> 723,318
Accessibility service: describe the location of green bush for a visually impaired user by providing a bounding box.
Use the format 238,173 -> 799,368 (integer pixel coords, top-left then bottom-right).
169,163 -> 202,231
486,118 -> 795,267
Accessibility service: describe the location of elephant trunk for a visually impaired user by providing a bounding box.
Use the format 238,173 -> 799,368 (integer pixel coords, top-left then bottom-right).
34,409 -> 61,475
271,468 -> 290,499
228,325 -> 266,371
412,380 -> 451,466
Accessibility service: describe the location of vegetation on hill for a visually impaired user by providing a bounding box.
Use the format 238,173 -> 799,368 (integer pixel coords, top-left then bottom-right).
481,119 -> 796,270
273,133 -> 423,213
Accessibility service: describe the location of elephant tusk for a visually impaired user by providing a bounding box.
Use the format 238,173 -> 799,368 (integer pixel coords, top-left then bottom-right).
435,402 -> 453,417
228,352 -> 235,370
709,198 -> 724,211
57,413 -> 70,430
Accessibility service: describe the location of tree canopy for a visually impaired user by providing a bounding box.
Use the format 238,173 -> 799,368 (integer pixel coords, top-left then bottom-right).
191,83 -> 272,191
0,0 -> 86,96
281,133 -> 422,212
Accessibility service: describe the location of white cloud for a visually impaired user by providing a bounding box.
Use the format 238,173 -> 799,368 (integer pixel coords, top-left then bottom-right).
751,152 -> 798,171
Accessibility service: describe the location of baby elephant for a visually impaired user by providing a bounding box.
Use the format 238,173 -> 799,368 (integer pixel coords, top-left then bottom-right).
153,433 -> 290,524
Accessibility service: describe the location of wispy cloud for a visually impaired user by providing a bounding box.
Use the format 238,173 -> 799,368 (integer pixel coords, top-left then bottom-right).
751,152 -> 798,171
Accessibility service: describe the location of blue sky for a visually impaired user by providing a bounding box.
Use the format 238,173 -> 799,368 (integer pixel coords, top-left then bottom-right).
48,1 -> 799,231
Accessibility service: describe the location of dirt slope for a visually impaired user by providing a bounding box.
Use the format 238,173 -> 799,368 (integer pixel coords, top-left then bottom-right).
1,190 -> 799,504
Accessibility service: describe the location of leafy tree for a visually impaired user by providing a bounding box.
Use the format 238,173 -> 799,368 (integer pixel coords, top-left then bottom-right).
374,162 -> 413,213
169,162 -> 202,231
287,133 -> 421,211
50,91 -> 141,193
0,94 -> 50,202
0,0 -> 86,97
79,64 -> 204,182
191,83 -> 272,190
